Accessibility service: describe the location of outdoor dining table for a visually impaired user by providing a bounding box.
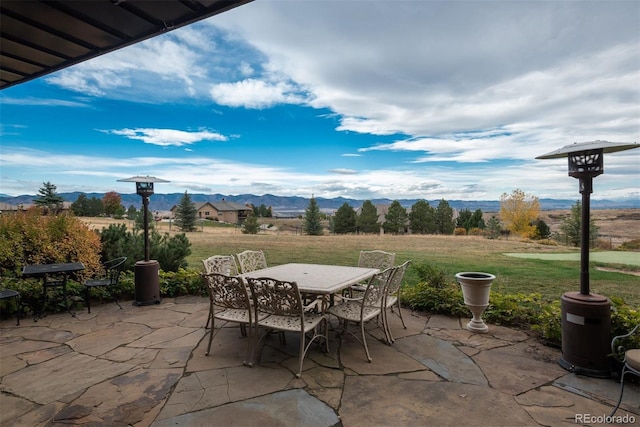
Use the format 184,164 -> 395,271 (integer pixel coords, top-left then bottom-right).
240,263 -> 380,309
22,262 -> 85,321
239,263 -> 380,365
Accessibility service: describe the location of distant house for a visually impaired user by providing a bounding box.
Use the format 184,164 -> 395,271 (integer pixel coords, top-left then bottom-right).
170,200 -> 251,225
0,201 -> 71,214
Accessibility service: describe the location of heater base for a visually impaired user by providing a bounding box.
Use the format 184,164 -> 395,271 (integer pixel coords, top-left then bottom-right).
133,260 -> 161,306
559,292 -> 611,378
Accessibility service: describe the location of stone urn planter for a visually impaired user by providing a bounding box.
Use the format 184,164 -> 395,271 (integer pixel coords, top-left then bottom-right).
455,272 -> 496,333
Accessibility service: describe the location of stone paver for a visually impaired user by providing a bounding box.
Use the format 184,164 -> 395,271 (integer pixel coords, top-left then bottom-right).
1,352 -> 135,404
394,333 -> 488,385
153,389 -> 340,427
340,376 -> 536,426
1,299 -> 638,427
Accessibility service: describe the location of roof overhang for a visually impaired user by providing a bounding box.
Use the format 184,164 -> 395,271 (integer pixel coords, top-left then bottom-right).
0,0 -> 252,90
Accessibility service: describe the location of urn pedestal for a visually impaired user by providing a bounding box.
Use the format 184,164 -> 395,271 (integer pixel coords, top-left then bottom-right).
456,272 -> 496,333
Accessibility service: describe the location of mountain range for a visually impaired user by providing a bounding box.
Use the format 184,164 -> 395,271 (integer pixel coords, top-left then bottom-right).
1,192 -> 638,213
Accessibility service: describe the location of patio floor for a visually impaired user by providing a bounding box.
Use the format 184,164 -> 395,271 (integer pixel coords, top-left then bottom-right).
1,296 -> 638,426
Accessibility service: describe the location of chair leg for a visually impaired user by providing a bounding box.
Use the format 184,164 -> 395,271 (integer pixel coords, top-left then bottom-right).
85,286 -> 91,314
382,308 -> 394,344
16,293 -> 21,326
205,304 -> 212,329
361,321 -> 372,362
395,300 -> 407,329
297,331 -> 305,378
610,367 -> 629,417
205,316 -> 218,356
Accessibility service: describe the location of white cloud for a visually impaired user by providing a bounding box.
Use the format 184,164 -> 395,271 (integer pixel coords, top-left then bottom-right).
6,1 -> 638,202
103,128 -> 228,147
209,78 -> 307,109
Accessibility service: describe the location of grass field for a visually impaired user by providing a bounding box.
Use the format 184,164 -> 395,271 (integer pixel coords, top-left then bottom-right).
83,217 -> 640,306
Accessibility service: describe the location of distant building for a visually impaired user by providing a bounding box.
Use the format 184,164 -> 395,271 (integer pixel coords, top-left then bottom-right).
0,202 -> 71,214
170,200 -> 251,225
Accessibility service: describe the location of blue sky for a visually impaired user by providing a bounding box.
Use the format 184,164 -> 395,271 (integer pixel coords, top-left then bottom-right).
1,0 -> 639,202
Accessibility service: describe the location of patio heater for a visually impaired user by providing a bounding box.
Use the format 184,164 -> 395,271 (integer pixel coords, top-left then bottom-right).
536,140 -> 639,377
118,175 -> 169,306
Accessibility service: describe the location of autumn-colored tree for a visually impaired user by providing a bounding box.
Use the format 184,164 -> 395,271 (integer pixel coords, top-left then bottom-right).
499,189 -> 540,238
102,191 -> 123,217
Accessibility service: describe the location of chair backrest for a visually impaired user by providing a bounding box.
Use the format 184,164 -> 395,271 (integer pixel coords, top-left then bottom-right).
385,260 -> 411,297
202,255 -> 239,276
611,323 -> 640,363
104,257 -> 127,285
362,266 -> 395,308
358,250 -> 395,270
202,272 -> 251,312
236,250 -> 268,273
245,277 -> 303,319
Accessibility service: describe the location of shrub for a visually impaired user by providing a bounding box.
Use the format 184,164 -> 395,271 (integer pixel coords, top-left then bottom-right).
468,227 -> 485,236
453,227 -> 467,236
159,269 -> 202,297
536,239 -> 559,246
619,239 -> 640,251
404,263 -> 468,316
404,262 -> 640,348
0,209 -> 101,278
97,224 -> 191,272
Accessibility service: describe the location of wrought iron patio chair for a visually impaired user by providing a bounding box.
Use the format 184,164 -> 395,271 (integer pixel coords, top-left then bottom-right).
328,267 -> 395,362
245,276 -> 328,377
382,260 -> 411,343
610,324 -> 640,416
202,255 -> 240,328
202,272 -> 255,364
236,250 -> 268,274
83,257 -> 127,314
349,250 -> 396,295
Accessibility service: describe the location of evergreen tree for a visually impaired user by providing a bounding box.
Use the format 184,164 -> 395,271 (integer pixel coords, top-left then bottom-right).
87,196 -> 104,216
409,200 -> 435,234
560,201 -> 599,247
33,181 -> 65,214
486,216 -> 502,239
471,209 -> 485,230
458,208 -> 485,231
456,208 -> 473,231
382,200 -> 408,234
126,205 -> 137,220
333,202 -> 357,234
434,199 -> 455,234
532,219 -> 551,240
356,200 -> 380,234
242,212 -> 260,234
71,193 -> 90,216
113,204 -> 125,219
174,191 -> 197,232
134,209 -> 155,231
304,197 -> 323,236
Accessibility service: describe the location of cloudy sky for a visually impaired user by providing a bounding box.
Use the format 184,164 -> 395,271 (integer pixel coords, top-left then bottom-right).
1,0 -> 639,204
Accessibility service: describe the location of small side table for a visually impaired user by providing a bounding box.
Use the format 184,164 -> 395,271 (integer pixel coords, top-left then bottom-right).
0,289 -> 21,325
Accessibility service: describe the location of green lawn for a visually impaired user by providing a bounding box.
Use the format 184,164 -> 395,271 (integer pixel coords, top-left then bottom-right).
185,233 -> 640,305
504,251 -> 640,266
